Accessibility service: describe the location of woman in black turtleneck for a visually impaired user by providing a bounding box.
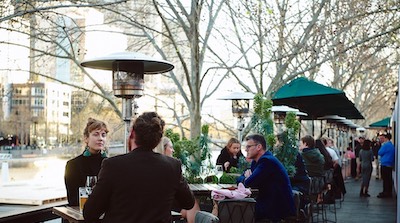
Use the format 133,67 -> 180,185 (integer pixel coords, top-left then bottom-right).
64,118 -> 109,206
216,138 -> 244,172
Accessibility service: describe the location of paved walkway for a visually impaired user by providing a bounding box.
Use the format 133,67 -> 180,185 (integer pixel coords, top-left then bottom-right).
332,170 -> 397,223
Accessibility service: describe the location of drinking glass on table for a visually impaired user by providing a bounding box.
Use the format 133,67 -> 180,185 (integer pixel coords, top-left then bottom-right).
215,165 -> 223,184
199,166 -> 209,184
85,176 -> 97,195
79,187 -> 88,213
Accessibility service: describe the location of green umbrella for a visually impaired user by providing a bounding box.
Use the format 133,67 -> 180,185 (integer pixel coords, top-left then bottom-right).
369,117 -> 391,128
272,77 -> 364,120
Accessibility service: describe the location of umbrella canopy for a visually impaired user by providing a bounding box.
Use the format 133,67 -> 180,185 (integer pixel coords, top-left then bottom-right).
272,77 -> 364,120
369,117 -> 391,128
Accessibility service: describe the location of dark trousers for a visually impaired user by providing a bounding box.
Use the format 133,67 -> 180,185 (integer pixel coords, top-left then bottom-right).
381,166 -> 393,195
351,158 -> 357,178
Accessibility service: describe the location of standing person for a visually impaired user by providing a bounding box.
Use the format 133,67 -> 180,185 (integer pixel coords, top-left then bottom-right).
237,134 -> 295,222
359,139 -> 373,197
371,137 -> 381,179
345,147 -> 356,178
155,136 -> 200,223
64,118 -> 108,206
83,112 -> 195,223
377,133 -> 395,198
355,137 -> 365,180
216,137 -> 244,172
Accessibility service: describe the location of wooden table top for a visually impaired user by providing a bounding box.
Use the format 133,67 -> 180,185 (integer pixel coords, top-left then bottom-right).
189,183 -> 258,198
52,206 -> 85,223
52,206 -> 182,222
189,184 -> 237,191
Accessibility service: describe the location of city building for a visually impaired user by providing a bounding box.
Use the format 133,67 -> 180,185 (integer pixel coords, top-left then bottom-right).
4,82 -> 71,148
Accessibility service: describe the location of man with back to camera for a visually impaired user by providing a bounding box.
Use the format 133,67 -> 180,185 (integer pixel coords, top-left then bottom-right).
83,112 -> 195,223
377,132 -> 395,198
237,133 -> 295,222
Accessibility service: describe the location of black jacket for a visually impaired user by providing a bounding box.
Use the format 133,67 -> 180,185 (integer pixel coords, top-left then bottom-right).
64,152 -> 105,206
216,147 -> 244,172
83,147 -> 195,223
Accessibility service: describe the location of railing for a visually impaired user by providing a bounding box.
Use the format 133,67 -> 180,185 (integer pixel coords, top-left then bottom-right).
0,154 -> 12,159
0,200 -> 67,223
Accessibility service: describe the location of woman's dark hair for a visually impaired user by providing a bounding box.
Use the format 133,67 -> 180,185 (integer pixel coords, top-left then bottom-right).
301,135 -> 315,148
245,134 -> 266,150
362,139 -> 372,150
315,139 -> 333,170
130,112 -> 165,150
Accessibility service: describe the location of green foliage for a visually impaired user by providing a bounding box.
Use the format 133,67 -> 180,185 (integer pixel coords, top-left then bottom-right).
165,129 -> 180,144
169,125 -> 213,183
219,173 -> 240,184
273,112 -> 301,177
250,93 -> 275,150
250,94 -> 301,177
284,112 -> 300,135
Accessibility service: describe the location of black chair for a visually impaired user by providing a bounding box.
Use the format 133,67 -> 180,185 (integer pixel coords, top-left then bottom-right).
308,176 -> 326,223
284,190 -> 304,223
217,198 -> 256,223
195,211 -> 219,223
320,187 -> 337,223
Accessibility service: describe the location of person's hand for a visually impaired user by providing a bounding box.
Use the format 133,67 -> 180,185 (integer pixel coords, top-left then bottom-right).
244,169 -> 252,179
224,161 -> 230,170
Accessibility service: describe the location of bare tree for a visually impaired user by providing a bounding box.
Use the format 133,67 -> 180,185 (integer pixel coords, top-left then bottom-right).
0,0 -> 127,145
2,0 -> 400,142
212,0 -> 399,125
97,0 -> 229,139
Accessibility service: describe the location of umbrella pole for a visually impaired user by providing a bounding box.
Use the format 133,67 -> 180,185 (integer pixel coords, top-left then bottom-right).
320,120 -> 323,137
312,120 -> 315,137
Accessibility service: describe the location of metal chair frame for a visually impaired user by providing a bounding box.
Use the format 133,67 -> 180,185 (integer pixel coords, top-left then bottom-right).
217,198 -> 256,223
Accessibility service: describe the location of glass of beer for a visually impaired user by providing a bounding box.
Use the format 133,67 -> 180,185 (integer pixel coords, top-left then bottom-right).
79,187 -> 89,213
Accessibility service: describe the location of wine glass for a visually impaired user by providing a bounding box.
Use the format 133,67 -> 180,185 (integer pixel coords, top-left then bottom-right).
199,166 -> 208,184
215,165 -> 223,184
85,176 -> 97,195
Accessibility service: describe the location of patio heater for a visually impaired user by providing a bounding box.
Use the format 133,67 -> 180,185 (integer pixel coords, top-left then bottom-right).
219,92 -> 254,141
271,105 -> 308,133
317,115 -> 346,138
81,52 -> 174,152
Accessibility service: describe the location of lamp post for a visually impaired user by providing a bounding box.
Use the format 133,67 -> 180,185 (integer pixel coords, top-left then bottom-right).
81,52 -> 174,152
219,92 -> 254,141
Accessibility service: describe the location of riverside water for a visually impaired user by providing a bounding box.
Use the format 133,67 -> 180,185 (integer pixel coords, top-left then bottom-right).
0,157 -> 68,186
0,148 -> 227,186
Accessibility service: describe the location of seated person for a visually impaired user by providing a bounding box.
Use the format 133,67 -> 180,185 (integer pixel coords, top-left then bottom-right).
216,137 -> 244,172
277,132 -> 310,195
237,134 -> 295,222
155,136 -> 200,223
83,112 -> 195,222
299,135 -> 325,177
64,118 -> 108,206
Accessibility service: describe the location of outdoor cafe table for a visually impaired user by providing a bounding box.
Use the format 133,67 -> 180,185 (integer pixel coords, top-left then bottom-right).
52,206 -> 182,223
189,184 -> 238,197
189,183 -> 258,199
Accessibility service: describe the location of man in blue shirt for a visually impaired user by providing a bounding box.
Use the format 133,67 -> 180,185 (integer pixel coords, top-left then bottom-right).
238,134 -> 295,222
377,132 -> 395,198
